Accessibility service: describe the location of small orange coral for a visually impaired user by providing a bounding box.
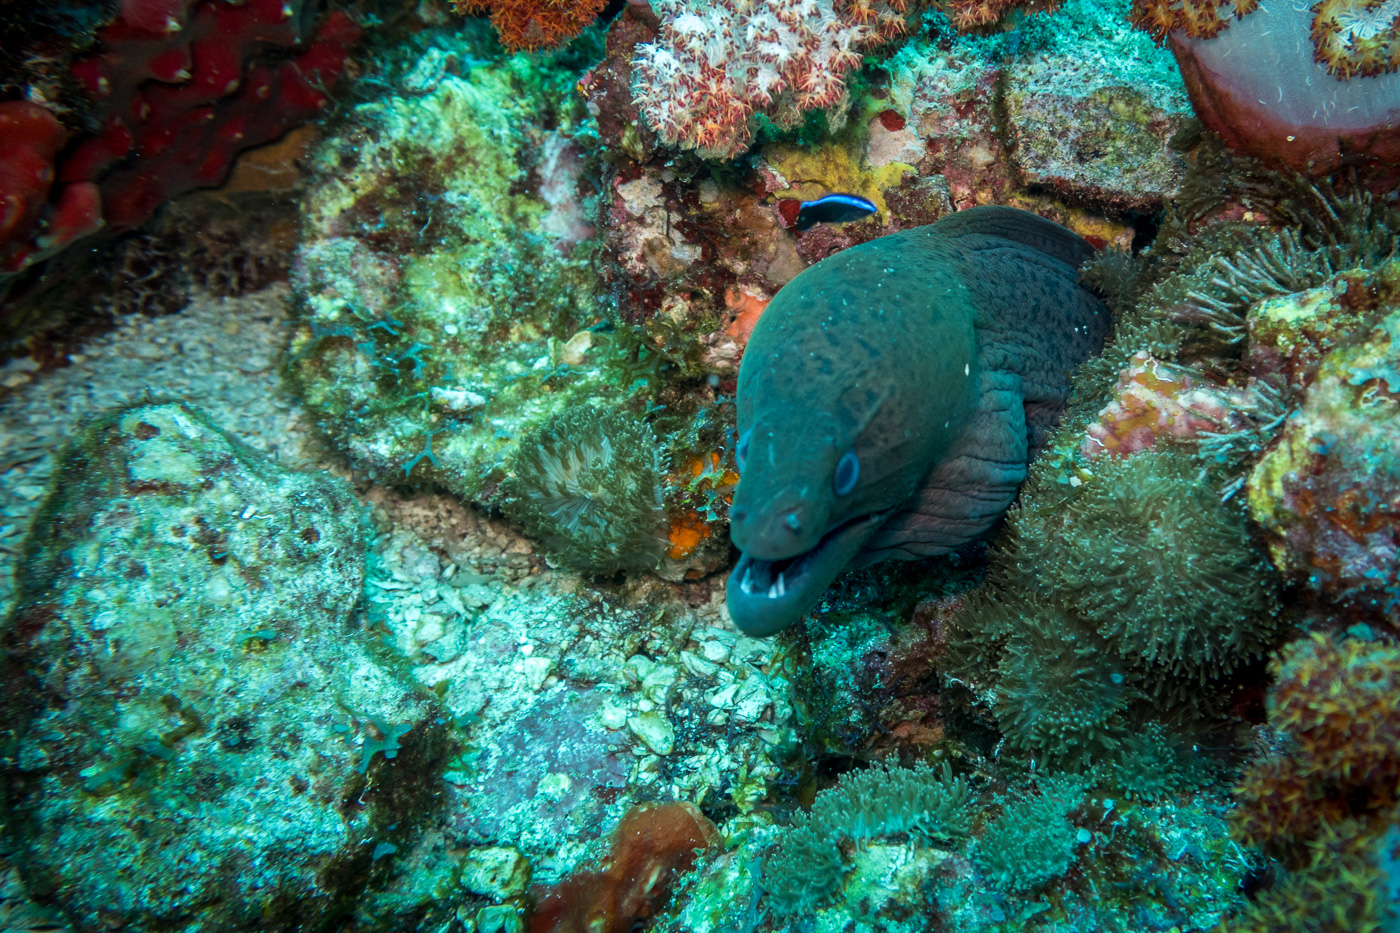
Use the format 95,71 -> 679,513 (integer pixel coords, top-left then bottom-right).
1232,633 -> 1400,858
454,0 -> 607,51
943,0 -> 1063,31
1310,0 -> 1400,79
529,801 -> 721,933
1128,0 -> 1259,42
664,451 -> 739,560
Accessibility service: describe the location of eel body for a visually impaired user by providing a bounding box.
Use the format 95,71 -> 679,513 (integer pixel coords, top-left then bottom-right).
726,205 -> 1112,636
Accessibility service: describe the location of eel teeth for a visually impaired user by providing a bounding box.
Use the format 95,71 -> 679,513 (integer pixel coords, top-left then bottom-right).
742,565 -> 754,594
768,572 -> 787,599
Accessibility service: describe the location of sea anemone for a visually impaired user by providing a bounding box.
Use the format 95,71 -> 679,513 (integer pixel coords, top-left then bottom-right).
1011,449 -> 1281,679
973,777 -> 1085,893
990,597 -> 1133,772
501,405 -> 669,576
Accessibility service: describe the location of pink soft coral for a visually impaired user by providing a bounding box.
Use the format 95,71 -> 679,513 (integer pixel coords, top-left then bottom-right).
632,0 -> 912,159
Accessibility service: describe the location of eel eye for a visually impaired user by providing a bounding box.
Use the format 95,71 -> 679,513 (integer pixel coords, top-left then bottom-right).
834,449 -> 860,496
736,428 -> 751,471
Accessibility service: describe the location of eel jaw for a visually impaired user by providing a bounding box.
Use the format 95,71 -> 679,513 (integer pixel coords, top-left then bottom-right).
725,511 -> 889,637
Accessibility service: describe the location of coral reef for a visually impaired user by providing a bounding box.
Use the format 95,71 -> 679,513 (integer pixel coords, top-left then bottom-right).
288,37 -> 611,508
1233,634 -> 1400,855
288,28 -> 740,582
1246,264 -> 1400,623
456,0 -> 610,51
8,0 -> 1400,930
1229,633 -> 1400,933
0,402 -> 449,931
632,0 -> 913,159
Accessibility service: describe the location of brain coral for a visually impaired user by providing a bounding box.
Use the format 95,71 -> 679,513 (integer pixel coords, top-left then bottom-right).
501,405 -> 669,576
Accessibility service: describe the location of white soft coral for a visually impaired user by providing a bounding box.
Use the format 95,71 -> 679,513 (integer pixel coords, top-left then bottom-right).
632,0 -> 912,158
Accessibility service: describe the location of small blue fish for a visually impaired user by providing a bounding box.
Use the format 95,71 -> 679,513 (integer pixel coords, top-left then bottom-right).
794,193 -> 878,231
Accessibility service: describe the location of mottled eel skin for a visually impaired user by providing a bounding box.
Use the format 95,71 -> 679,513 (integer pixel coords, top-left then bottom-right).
726,206 -> 1112,636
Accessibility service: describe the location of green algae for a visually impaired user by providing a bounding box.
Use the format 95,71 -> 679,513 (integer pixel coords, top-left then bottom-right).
289,38 -> 620,505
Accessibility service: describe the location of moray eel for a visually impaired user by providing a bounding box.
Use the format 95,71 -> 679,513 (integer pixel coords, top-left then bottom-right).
726,206 -> 1111,636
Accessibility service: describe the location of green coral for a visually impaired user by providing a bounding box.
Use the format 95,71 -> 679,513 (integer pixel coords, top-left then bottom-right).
990,597 -> 1131,770
500,405 -> 669,576
765,761 -> 973,915
973,778 -> 1085,894
1011,449 -> 1280,678
946,447 -> 1283,781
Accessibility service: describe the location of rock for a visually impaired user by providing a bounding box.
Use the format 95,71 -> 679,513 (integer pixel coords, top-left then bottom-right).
1000,0 -> 1190,211
1248,307 -> 1400,624
0,402 -> 449,932
460,846 -> 531,901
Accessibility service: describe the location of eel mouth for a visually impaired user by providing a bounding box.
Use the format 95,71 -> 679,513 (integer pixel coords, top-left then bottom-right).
726,510 -> 889,637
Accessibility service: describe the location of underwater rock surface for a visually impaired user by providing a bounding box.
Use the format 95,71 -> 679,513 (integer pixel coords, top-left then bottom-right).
1,402 -> 449,932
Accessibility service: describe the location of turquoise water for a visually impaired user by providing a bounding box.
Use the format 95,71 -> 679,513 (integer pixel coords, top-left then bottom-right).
1,1 -> 1398,931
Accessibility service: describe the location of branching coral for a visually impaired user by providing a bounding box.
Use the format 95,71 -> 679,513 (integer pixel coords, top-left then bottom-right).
502,405 -> 669,576
973,777 -> 1084,893
454,0 -> 609,51
765,761 -> 973,914
632,0 -> 913,159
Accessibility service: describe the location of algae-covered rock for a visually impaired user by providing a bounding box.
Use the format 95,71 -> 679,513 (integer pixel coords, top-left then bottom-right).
1249,306 -> 1400,623
288,40 -> 614,504
0,402 -> 449,932
999,0 -> 1190,211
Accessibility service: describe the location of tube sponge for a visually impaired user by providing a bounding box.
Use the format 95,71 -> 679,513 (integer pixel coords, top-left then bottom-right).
1010,449 -> 1281,679
501,406 -> 669,576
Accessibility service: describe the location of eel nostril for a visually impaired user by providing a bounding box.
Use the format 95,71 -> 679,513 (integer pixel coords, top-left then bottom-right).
785,513 -> 801,532
731,507 -> 748,522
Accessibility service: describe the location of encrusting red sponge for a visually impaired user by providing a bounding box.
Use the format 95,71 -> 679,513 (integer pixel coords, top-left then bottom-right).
529,801 -> 721,933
